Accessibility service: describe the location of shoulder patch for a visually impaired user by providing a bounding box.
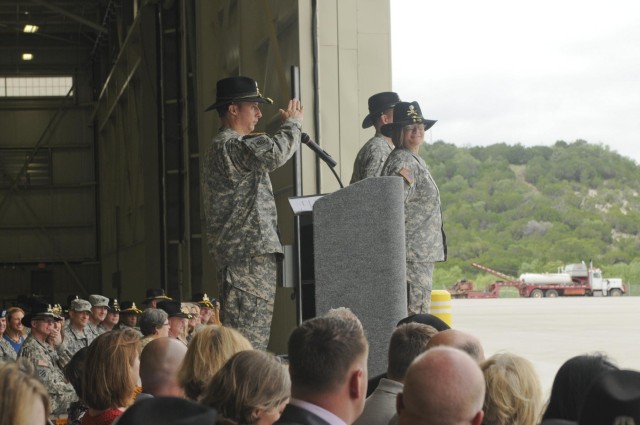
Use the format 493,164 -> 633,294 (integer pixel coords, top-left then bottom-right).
399,167 -> 414,185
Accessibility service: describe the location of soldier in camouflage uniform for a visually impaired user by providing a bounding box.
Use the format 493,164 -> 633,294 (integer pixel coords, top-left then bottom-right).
0,309 -> 17,361
88,294 -> 109,336
57,298 -> 95,367
202,76 -> 304,350
18,302 -> 77,417
381,101 -> 446,314
118,301 -> 143,337
351,92 -> 401,184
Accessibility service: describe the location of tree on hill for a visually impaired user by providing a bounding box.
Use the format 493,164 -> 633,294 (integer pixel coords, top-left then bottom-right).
420,140 -> 640,295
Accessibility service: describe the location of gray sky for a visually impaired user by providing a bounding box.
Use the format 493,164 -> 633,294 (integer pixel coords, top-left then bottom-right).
390,0 -> 640,163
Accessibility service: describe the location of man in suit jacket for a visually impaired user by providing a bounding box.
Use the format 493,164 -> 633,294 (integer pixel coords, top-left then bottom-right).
276,315 -> 368,425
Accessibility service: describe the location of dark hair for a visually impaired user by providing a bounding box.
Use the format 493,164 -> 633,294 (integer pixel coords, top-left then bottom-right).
542,353 -> 618,421
288,316 -> 367,394
387,323 -> 438,381
64,346 -> 89,396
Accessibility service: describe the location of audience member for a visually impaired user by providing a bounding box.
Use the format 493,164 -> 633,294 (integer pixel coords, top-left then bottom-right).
58,298 -> 96,367
185,302 -> 201,341
0,309 -> 17,361
426,328 -> 485,362
0,359 -> 50,425
368,313 -> 450,397
118,301 -> 143,333
2,306 -> 26,355
98,298 -> 120,332
64,347 -> 90,425
18,301 -> 76,417
81,328 -> 141,425
140,337 -> 188,398
192,293 -> 220,326
480,352 -> 542,425
116,397 -> 217,425
178,325 -> 252,401
578,369 -> 640,425
142,289 -> 172,309
201,350 -> 290,425
88,294 -> 110,337
396,346 -> 485,425
276,316 -> 369,425
541,353 -> 618,424
396,313 -> 451,332
139,308 -> 170,351
354,323 -> 437,425
157,300 -> 191,345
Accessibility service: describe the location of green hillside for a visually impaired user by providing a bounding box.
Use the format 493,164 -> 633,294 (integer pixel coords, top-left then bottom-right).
422,140 -> 640,295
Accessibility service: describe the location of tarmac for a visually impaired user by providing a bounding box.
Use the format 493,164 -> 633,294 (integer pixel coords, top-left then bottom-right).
450,296 -> 640,397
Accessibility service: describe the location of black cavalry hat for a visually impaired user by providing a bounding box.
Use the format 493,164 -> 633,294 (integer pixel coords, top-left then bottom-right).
578,369 -> 640,425
362,91 -> 401,129
205,76 -> 273,111
120,301 -> 142,314
191,293 -> 216,309
380,101 -> 437,137
157,300 -> 192,319
142,288 -> 172,305
107,298 -> 120,312
22,299 -> 63,328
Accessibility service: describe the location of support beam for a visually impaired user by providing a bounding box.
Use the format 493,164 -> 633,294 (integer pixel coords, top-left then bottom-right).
29,0 -> 108,34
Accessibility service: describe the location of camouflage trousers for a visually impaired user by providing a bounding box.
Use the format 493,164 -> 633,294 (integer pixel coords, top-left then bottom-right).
221,254 -> 277,351
406,261 -> 434,315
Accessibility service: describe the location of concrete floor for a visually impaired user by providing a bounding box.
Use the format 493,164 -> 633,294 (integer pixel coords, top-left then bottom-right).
450,296 -> 640,398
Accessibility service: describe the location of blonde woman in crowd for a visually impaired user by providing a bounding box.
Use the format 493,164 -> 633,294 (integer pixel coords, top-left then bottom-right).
178,325 -> 252,401
2,307 -> 26,356
0,359 -> 50,425
201,350 -> 290,425
480,352 -> 543,425
81,329 -> 142,425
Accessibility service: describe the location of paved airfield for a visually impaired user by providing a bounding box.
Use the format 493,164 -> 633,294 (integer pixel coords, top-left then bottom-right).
450,296 -> 640,397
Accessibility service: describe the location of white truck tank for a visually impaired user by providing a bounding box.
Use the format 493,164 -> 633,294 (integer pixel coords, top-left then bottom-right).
519,273 -> 574,285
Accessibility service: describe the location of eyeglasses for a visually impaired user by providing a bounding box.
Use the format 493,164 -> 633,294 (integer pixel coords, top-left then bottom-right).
403,123 -> 425,132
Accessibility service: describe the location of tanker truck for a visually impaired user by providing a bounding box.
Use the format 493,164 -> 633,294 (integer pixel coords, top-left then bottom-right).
470,262 -> 626,298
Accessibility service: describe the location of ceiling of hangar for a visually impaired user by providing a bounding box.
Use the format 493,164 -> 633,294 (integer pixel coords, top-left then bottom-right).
0,0 -> 112,71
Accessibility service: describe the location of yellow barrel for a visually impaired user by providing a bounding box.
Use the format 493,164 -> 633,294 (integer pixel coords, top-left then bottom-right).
431,289 -> 452,327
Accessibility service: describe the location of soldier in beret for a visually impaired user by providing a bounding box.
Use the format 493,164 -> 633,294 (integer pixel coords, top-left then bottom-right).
381,101 -> 446,314
202,76 -> 303,350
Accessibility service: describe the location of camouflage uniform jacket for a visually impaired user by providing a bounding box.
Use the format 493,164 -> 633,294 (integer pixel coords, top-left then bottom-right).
86,322 -> 102,338
19,335 -> 78,416
350,132 -> 394,183
57,323 -> 95,367
381,148 -> 447,262
202,118 -> 302,266
0,336 -> 17,361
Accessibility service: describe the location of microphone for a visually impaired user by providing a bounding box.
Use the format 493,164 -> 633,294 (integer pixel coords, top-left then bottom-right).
301,133 -> 337,168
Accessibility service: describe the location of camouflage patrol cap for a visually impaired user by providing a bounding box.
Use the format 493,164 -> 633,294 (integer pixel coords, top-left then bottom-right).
89,294 -> 109,307
70,298 -> 92,312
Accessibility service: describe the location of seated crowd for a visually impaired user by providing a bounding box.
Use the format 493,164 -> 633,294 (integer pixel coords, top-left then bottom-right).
1,290 -> 639,425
